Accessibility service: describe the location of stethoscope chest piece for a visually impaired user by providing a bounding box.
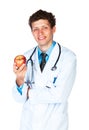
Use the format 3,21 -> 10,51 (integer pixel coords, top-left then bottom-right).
51,66 -> 57,71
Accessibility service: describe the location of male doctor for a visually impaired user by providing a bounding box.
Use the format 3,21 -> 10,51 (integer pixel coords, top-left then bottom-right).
12,9 -> 77,130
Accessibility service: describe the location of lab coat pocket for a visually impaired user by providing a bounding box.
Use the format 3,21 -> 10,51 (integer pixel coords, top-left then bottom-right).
45,74 -> 58,88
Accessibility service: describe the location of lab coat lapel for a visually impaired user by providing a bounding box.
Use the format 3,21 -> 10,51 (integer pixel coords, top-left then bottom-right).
33,47 -> 41,73
43,43 -> 59,74
32,48 -> 47,87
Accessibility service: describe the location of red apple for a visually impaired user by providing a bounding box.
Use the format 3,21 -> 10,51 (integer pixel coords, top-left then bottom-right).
14,55 -> 26,68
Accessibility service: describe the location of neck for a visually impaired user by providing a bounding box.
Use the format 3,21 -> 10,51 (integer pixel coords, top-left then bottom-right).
39,42 -> 52,52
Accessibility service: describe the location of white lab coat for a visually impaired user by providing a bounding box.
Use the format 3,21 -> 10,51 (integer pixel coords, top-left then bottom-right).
12,43 -> 77,130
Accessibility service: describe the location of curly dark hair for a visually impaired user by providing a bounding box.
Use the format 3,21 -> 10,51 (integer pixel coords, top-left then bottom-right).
28,9 -> 56,29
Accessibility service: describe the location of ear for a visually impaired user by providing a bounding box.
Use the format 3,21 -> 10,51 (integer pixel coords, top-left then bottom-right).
52,26 -> 56,33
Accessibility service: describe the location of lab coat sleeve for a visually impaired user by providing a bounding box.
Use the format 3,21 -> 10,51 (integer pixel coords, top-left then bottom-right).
29,52 -> 77,104
12,82 -> 28,103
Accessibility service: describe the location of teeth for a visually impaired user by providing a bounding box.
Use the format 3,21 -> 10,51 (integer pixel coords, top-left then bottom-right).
39,37 -> 44,40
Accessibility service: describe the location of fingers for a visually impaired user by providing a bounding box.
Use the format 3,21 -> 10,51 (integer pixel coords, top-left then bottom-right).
13,62 -> 27,74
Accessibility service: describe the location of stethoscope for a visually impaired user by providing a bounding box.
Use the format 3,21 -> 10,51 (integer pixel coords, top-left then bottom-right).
25,43 -> 61,87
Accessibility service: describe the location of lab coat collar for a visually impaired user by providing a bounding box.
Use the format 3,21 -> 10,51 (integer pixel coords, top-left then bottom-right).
33,42 -> 60,75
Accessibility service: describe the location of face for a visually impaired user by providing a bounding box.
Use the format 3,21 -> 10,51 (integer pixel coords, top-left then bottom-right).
31,19 -> 56,51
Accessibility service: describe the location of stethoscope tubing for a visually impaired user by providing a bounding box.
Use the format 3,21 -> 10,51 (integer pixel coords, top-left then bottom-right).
26,43 -> 61,70
25,43 -> 61,88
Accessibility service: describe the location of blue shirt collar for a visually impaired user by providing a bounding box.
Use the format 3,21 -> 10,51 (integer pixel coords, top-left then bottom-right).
38,41 -> 56,63
38,41 -> 56,57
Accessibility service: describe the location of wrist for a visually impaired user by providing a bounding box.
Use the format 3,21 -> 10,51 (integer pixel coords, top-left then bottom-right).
16,78 -> 24,86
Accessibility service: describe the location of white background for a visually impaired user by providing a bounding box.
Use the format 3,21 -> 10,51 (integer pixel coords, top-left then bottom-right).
0,0 -> 89,130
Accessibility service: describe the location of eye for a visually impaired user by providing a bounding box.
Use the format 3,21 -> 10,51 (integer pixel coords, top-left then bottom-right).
32,28 -> 39,32
42,26 -> 48,30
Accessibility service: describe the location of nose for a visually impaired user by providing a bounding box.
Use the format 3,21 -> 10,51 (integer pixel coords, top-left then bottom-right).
38,28 -> 43,35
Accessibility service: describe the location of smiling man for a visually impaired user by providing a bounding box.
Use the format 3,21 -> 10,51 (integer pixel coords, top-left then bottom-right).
12,9 -> 77,130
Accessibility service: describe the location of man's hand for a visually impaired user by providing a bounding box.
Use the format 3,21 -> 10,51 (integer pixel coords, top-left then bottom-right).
13,62 -> 27,86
